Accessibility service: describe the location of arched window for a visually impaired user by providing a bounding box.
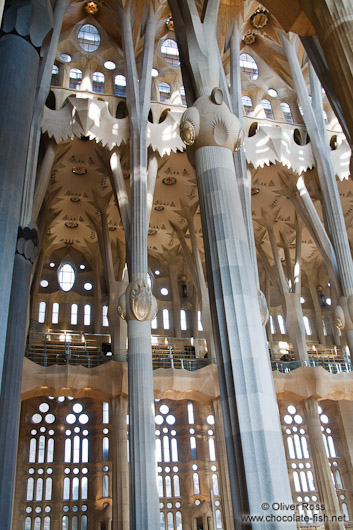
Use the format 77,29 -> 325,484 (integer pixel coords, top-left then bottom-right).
102,306 -> 109,327
52,303 -> 59,324
303,316 -> 312,336
63,477 -> 70,499
115,75 -> 126,97
270,315 -> 276,334
193,472 -> 200,494
261,99 -> 274,119
72,476 -> 80,500
151,314 -> 158,329
51,64 -> 59,86
240,53 -> 258,80
69,68 -> 82,89
161,39 -> 180,66
58,263 -> 75,291
102,474 -> 109,497
180,85 -> 186,105
27,477 -> 34,500
280,102 -> 293,124
277,315 -> 286,334
38,301 -> 46,323
159,82 -> 171,102
197,310 -> 203,331
71,304 -> 78,325
242,95 -> 253,115
93,71 -> 105,93
62,516 -> 69,530
180,310 -> 187,331
102,436 -> 109,460
84,305 -> 91,326
163,309 -> 170,330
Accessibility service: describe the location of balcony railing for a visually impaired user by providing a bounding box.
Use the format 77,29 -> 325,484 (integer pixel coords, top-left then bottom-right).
271,358 -> 353,374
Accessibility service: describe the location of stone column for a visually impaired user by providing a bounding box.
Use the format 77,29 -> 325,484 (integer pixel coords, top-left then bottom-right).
111,395 -> 129,530
32,139 -> 57,221
212,399 -> 235,530
0,0 -> 52,392
179,92 -> 295,527
0,226 -> 38,530
302,398 -> 344,530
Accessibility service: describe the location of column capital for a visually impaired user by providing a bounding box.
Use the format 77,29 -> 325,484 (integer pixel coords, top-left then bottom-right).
179,88 -> 244,166
16,223 -> 39,263
2,0 -> 53,49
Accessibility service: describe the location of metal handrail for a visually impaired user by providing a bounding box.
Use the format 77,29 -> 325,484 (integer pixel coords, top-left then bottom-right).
271,359 -> 353,374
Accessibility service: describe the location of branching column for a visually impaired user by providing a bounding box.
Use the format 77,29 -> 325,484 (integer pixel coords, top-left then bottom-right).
0,0 -> 52,392
302,398 -> 344,530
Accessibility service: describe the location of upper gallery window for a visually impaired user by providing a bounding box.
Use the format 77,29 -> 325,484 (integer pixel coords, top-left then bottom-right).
240,53 -> 258,80
161,39 -> 180,67
78,24 -> 100,52
58,263 -> 76,292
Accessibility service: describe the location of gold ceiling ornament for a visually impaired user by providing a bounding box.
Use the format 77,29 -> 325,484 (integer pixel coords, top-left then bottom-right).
84,1 -> 99,15
251,7 -> 269,29
166,17 -> 174,31
242,31 -> 256,45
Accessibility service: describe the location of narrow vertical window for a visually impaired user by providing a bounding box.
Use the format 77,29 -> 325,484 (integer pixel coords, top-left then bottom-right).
72,477 -> 79,500
157,475 -> 163,497
277,315 -> 286,334
71,304 -> 78,325
102,475 -> 109,497
25,517 -> 32,530
151,315 -> 158,329
52,303 -> 59,324
47,438 -> 54,463
156,438 -> 162,462
45,477 -> 52,500
173,475 -> 180,497
81,476 -> 88,499
102,305 -> 109,326
72,516 -> 78,530
303,316 -> 312,336
212,474 -> 219,495
208,438 -> 216,461
102,437 -> 109,460
163,309 -> 169,330
27,477 -> 34,500
180,310 -> 187,331
38,302 -> 46,323
270,315 -> 276,334
65,438 -> 71,463
197,310 -> 203,331
193,472 -> 200,494
84,304 -> 91,326
163,436 -> 170,462
187,401 -> 194,424
171,438 -> 178,462
29,439 -> 36,463
36,477 -> 43,501
63,477 -> 70,500
165,476 -> 172,497
38,435 -> 45,463
190,436 -> 197,460
62,516 -> 69,530
73,435 -> 80,463
44,517 -> 51,530
82,438 -> 89,463
81,515 -> 88,530
103,402 -> 109,423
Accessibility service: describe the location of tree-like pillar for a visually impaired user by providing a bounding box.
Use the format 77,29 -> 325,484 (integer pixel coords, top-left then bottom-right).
31,139 -> 57,221
0,226 -> 38,530
302,398 -> 345,530
179,92 -> 295,527
0,0 -> 52,392
111,395 -> 129,530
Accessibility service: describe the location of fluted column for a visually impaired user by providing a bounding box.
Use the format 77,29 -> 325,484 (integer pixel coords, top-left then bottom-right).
178,91 -> 295,527
302,398 -> 344,530
0,226 -> 38,530
212,399 -> 235,530
111,395 -> 129,530
0,0 -> 52,392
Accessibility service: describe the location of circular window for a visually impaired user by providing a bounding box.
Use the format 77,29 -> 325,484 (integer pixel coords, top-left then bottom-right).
192,464 -> 198,470
29,468 -> 35,474
173,466 -> 179,472
267,88 -> 277,98
47,468 -> 53,474
35,507 -> 42,513
64,468 -> 70,474
155,270 -> 160,275
40,426 -> 46,433
26,507 -> 32,513
82,505 -> 88,511
32,413 -> 42,424
240,53 -> 258,81
160,288 -> 169,296
66,430 -> 71,436
152,68 -> 159,77
103,465 -> 109,472
166,415 -> 176,425
155,415 -> 164,425
161,39 -> 180,66
74,427 -> 80,433
45,414 -> 55,424
206,415 -> 215,425
49,262 -> 55,268
60,53 -> 71,63
45,506 -> 51,513
80,264 -> 86,270
84,282 -> 93,291
195,499 -> 201,506
73,403 -> 83,414
160,404 -> 169,414
78,24 -> 100,52
63,505 -> 69,512
73,468 -> 79,474
208,429 -> 213,436
82,468 -> 88,474
321,414 -> 329,424
83,430 -> 89,436
39,403 -> 49,413
79,414 -> 89,425
31,429 -> 37,435
38,468 -> 44,475
287,405 -> 296,414
40,280 -> 49,288
58,263 -> 76,292
103,428 -> 109,434
167,502 -> 173,509
104,60 -> 116,70
66,414 -> 76,424
284,415 -> 293,424
58,396 -> 65,402
294,414 -> 303,424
